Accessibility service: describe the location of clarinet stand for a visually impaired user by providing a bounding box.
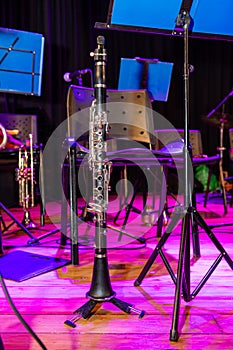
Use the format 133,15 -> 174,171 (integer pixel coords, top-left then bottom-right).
64,36 -> 144,327
64,220 -> 144,328
134,9 -> 233,342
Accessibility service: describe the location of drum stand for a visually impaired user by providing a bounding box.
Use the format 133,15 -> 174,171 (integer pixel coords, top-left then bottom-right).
135,10 -> 233,342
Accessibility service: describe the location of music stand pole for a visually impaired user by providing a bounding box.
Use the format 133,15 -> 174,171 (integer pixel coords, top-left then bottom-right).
170,10 -> 192,340
96,0 -> 233,342
134,7 -> 233,342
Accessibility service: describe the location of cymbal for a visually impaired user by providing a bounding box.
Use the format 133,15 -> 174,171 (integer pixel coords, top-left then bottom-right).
202,112 -> 233,129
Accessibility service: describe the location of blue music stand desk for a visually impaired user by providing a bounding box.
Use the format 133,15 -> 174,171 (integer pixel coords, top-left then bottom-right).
0,27 -> 44,96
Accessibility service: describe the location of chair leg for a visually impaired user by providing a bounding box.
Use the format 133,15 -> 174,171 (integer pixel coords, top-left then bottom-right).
230,189 -> 233,208
114,166 -> 142,226
219,160 -> 228,214
204,164 -> 227,214
223,176 -> 233,208
120,177 -> 142,229
203,166 -> 212,208
156,166 -> 169,237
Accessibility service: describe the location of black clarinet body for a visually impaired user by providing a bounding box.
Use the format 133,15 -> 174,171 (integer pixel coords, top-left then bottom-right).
87,36 -> 114,300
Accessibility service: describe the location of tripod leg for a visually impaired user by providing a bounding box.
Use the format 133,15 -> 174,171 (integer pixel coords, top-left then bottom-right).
111,297 -> 145,318
64,299 -> 98,328
64,296 -> 145,329
191,211 -> 200,258
0,214 -> 3,254
182,214 -> 191,302
156,165 -> 168,238
107,224 -> 146,244
191,190 -> 201,258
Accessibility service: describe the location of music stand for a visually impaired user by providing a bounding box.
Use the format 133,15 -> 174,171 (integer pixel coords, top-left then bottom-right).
115,57 -> 173,226
0,28 -> 45,247
96,0 -> 233,41
96,0 -> 233,342
118,57 -> 173,102
0,27 -> 44,96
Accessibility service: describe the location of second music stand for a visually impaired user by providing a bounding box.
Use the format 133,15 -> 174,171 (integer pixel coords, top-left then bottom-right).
0,27 -> 45,247
96,0 -> 233,342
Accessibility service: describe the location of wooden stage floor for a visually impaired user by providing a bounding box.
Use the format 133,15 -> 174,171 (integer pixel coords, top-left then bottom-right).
0,193 -> 233,349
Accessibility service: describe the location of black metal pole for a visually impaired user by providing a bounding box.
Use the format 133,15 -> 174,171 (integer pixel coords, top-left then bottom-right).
170,9 -> 192,342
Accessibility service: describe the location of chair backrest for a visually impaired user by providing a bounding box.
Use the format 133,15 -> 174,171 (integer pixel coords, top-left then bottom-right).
67,85 -> 155,147
0,113 -> 38,143
154,129 -> 203,156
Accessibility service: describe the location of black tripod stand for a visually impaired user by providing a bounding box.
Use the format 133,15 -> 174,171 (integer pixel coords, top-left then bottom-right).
134,9 -> 233,342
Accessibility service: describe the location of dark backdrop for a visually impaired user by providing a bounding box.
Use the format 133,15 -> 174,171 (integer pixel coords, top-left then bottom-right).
1,0 -> 233,160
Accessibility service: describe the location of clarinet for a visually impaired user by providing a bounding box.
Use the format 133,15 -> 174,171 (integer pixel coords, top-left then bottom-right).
64,37 -> 144,327
87,35 -> 114,299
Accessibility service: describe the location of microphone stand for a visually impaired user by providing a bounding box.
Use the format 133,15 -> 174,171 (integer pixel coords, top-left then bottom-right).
64,36 -> 144,328
206,88 -> 233,119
